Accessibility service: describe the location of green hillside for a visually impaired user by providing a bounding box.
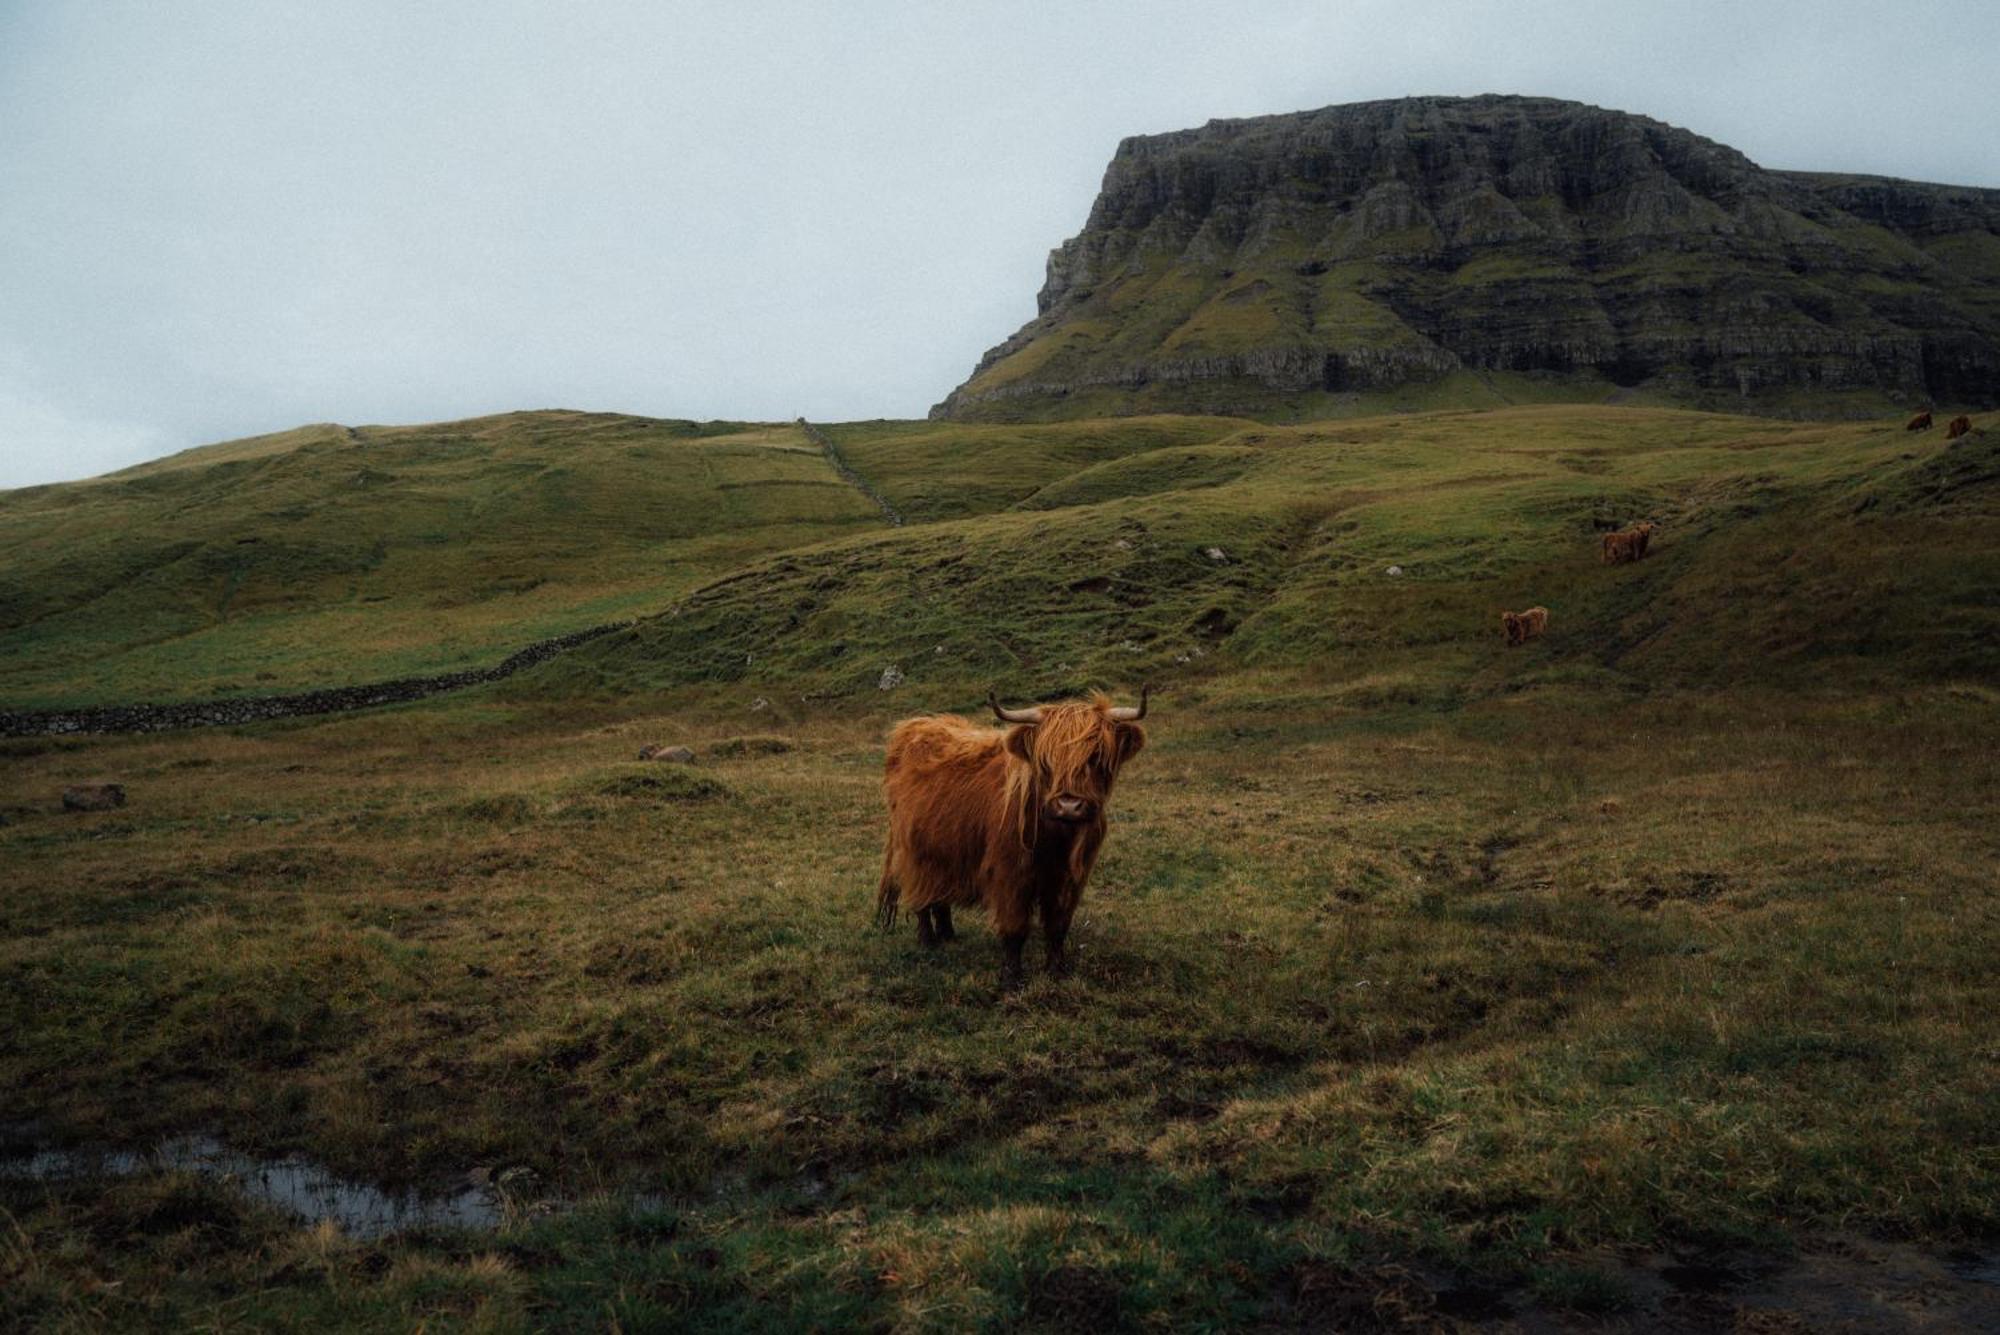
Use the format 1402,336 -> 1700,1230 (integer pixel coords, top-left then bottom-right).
531,406 -> 2000,707
0,412 -> 885,707
7,403 -> 1993,715
3,403 -> 1999,1326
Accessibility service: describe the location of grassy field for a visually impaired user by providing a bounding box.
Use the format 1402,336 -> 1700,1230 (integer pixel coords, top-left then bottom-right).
2,405 -> 1998,1328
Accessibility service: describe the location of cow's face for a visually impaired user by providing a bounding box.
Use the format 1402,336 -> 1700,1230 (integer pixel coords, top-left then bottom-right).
1004,695 -> 1146,829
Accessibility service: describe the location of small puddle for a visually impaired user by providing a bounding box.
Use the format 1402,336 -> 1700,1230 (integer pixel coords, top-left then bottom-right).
0,1135 -> 503,1239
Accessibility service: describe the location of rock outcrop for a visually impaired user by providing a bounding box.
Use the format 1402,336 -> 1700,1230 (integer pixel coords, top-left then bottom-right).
933,96 -> 2000,421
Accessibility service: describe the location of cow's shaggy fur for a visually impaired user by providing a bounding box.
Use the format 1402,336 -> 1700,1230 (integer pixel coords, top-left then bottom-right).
876,693 -> 1146,989
1946,414 -> 1973,440
1907,410 -> 1934,432
1502,606 -> 1550,646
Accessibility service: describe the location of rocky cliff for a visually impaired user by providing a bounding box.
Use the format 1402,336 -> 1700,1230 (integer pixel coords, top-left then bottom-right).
933,96 -> 2000,421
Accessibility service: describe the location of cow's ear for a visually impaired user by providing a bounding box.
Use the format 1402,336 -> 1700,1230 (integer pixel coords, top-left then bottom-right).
1114,721 -> 1146,765
1004,724 -> 1037,764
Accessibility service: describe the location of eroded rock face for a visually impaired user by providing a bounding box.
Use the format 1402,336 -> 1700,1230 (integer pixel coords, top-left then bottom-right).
933,95 -> 2000,421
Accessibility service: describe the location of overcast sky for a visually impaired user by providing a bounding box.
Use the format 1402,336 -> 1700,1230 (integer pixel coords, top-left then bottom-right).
2,0 -> 1996,487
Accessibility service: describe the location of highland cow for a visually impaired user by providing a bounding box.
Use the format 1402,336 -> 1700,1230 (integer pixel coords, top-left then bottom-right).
1907,410 -> 1934,432
1946,414 -> 1972,440
876,689 -> 1149,991
1602,522 -> 1654,564
1502,607 -> 1550,645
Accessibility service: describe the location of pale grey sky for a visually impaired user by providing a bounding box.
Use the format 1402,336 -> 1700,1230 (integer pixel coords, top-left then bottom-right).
2,0 -> 1995,486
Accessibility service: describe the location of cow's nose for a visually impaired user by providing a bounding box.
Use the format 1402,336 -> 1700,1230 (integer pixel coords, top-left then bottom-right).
1053,796 -> 1091,820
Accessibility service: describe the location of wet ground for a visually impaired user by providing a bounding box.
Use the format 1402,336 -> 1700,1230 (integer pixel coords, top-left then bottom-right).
0,1134 -> 504,1239
4,1135 -> 1997,1328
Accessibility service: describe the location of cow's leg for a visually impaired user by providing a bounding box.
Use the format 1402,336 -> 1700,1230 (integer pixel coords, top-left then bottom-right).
915,906 -> 940,948
999,932 -> 1027,992
1041,886 -> 1075,979
934,903 -> 956,942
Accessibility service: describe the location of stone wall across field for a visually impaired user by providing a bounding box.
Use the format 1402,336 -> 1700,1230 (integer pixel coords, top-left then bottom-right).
0,621 -> 629,738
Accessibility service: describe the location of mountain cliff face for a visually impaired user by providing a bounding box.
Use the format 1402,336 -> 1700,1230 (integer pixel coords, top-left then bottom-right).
933,96 -> 2000,421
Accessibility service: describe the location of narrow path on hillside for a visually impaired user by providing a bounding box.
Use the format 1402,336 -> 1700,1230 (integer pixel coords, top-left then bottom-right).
798,418 -> 904,526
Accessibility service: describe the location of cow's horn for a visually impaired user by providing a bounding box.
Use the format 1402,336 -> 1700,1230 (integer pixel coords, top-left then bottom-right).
1108,684 -> 1150,722
988,690 -> 1043,724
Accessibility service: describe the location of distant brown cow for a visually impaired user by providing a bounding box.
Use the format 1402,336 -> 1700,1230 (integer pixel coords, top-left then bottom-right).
1502,607 -> 1549,646
1906,410 -> 1934,432
876,689 -> 1150,990
1945,414 -> 1972,440
1602,521 -> 1654,565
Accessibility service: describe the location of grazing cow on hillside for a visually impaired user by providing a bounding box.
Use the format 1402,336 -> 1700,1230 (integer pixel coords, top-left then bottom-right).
1907,410 -> 1934,432
1502,607 -> 1550,646
876,688 -> 1150,990
1602,521 -> 1655,565
1946,414 -> 1973,440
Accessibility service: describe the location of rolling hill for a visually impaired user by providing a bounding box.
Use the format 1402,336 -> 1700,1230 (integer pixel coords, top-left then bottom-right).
530,406 -> 2000,707
4,404 -> 1995,714
0,412 -> 886,707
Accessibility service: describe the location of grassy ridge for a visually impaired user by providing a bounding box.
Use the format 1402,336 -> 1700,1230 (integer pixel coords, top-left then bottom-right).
537,407 -> 2000,706
0,412 -> 885,707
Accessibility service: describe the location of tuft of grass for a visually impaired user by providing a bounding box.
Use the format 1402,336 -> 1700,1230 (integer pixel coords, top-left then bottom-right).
576,765 -> 731,804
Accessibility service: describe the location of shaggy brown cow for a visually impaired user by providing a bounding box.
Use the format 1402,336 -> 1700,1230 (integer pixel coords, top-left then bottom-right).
876,689 -> 1149,990
1907,410 -> 1934,432
1501,607 -> 1550,646
1946,414 -> 1973,440
1601,521 -> 1655,565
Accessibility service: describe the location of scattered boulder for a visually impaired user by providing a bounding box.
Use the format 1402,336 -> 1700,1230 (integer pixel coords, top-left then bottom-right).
62,784 -> 125,812
637,744 -> 696,763
1385,565 -> 1404,577
1204,547 -> 1229,563
878,665 -> 905,691
750,697 -> 770,712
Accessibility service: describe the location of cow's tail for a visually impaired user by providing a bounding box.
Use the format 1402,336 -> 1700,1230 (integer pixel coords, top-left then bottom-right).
874,852 -> 900,932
